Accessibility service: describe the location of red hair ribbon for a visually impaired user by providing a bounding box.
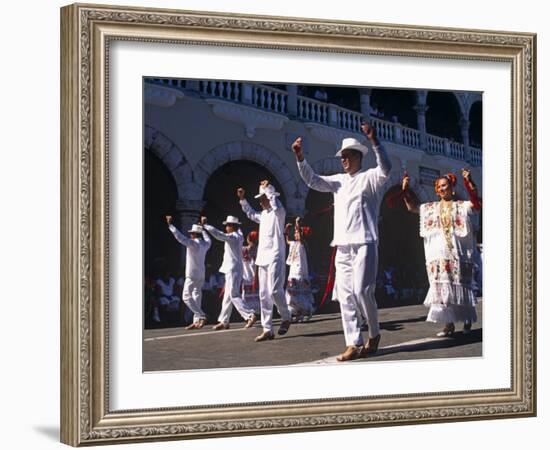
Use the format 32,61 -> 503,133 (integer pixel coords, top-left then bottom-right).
445,173 -> 457,186
247,230 -> 258,243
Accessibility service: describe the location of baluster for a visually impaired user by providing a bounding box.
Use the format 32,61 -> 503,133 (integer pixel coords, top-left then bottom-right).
280,95 -> 286,113
273,93 -> 280,112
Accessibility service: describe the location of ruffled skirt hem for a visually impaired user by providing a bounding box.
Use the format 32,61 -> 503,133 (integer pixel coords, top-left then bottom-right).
426,303 -> 477,324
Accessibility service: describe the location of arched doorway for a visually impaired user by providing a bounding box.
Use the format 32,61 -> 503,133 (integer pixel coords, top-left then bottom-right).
303,189 -> 335,313
371,89 -> 417,128
200,160 -> 286,319
426,91 -> 462,141
144,151 -> 179,279
377,185 -> 427,306
469,101 -> 482,148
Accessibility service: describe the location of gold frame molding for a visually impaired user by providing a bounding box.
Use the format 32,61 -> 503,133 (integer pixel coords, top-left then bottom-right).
60,3 -> 536,446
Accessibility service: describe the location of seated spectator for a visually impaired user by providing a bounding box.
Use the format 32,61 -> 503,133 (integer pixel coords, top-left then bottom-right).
313,87 -> 328,102
155,271 -> 181,321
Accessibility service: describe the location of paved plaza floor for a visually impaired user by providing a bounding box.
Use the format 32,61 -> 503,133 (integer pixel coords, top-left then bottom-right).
143,301 -> 482,372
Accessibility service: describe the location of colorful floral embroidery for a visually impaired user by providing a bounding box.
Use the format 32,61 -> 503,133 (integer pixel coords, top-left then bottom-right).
420,201 -> 469,238
426,258 -> 473,287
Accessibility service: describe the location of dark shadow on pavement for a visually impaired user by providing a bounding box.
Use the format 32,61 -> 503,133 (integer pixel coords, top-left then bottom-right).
368,329 -> 483,358
380,315 -> 428,331
277,330 -> 344,340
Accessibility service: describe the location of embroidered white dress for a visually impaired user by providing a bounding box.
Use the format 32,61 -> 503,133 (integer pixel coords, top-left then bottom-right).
285,241 -> 315,320
419,200 -> 478,324
241,245 -> 261,314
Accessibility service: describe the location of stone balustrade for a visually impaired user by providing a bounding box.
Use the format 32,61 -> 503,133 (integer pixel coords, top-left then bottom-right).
145,78 -> 482,166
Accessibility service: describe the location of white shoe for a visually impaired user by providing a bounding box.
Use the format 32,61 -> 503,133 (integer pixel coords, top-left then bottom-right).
153,310 -> 161,322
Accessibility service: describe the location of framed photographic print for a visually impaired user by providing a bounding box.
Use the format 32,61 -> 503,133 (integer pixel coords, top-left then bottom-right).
60,3 -> 536,446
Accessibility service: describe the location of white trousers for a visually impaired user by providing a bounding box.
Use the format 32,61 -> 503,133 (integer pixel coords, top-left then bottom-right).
181,277 -> 206,323
334,243 -> 380,346
257,260 -> 291,332
217,270 -> 255,324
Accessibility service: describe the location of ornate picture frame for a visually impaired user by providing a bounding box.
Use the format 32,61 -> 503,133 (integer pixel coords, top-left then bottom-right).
60,3 -> 536,446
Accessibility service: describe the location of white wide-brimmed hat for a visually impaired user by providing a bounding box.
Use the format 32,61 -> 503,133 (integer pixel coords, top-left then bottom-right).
334,138 -> 369,157
222,215 -> 241,225
188,224 -> 204,234
254,184 -> 280,199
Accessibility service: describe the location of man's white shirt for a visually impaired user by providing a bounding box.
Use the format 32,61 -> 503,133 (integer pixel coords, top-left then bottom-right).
297,158 -> 389,246
240,196 -> 286,267
203,225 -> 244,274
168,225 -> 211,279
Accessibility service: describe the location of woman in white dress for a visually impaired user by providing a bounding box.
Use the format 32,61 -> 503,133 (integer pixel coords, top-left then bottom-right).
285,218 -> 315,322
401,169 -> 482,336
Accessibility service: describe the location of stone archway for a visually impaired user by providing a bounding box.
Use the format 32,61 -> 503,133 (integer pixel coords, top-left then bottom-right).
377,184 -> 427,306
145,125 -> 194,195
426,91 -> 462,141
193,141 -> 301,214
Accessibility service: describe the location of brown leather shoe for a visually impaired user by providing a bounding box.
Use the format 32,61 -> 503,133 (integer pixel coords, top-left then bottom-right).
254,330 -> 275,342
363,334 -> 381,356
185,322 -> 197,330
196,318 -> 207,329
244,314 -> 257,329
336,346 -> 361,362
212,322 -> 229,330
277,320 -> 291,335
436,323 -> 455,337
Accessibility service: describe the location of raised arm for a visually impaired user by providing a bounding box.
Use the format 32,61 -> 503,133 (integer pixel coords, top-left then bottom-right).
237,188 -> 261,223
362,122 -> 391,176
292,137 -> 339,193
401,176 -> 419,214
259,180 -> 284,212
462,168 -> 482,210
165,215 -> 196,247
203,222 -> 239,243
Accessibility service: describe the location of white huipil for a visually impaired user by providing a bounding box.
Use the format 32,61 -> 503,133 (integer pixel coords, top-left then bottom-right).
168,225 -> 211,323
297,145 -> 390,346
419,200 -> 478,324
285,240 -> 315,319
203,225 -> 255,324
241,245 -> 260,314
240,195 -> 291,333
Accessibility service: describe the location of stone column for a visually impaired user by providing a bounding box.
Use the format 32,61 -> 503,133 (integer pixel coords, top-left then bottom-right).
359,88 -> 373,119
185,80 -> 200,92
413,103 -> 429,151
286,84 -> 298,118
241,83 -> 254,105
459,116 -> 472,162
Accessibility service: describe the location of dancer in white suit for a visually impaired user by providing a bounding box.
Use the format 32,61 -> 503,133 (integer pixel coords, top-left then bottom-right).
166,216 -> 211,330
202,215 -> 257,330
238,181 -> 292,342
292,122 -> 392,361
